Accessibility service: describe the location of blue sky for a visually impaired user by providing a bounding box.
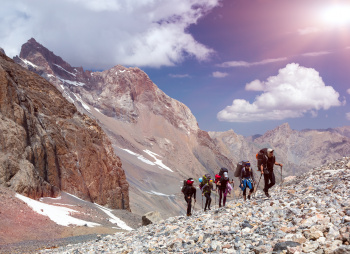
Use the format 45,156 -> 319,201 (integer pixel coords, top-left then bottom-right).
1,0 -> 350,136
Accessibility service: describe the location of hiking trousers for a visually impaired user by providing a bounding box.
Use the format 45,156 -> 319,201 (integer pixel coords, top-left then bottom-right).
204,192 -> 211,210
263,171 -> 275,193
218,188 -> 227,207
184,196 -> 193,215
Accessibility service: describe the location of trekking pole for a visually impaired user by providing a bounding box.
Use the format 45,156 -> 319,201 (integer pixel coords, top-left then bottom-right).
202,195 -> 203,211
280,165 -> 283,191
254,173 -> 263,198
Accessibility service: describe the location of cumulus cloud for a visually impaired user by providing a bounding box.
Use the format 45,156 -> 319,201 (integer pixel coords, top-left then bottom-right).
217,63 -> 343,122
217,57 -> 287,68
347,113 -> 350,121
0,0 -> 220,69
212,71 -> 228,78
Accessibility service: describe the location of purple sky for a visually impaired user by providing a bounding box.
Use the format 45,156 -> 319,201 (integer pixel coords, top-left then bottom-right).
1,0 -> 350,136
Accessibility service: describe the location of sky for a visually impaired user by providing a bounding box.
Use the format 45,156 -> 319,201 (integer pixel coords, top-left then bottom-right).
1,0 -> 350,136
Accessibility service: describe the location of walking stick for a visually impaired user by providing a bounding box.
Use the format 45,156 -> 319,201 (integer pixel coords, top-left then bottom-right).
280,165 -> 283,190
254,172 -> 263,197
202,195 -> 203,211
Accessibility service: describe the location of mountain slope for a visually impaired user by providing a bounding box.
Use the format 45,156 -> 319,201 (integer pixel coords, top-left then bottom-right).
40,157 -> 350,253
0,50 -> 129,210
15,38 -> 235,218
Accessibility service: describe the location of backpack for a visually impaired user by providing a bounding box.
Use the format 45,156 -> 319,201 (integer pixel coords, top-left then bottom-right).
256,148 -> 268,170
234,160 -> 249,177
219,168 -> 228,177
181,178 -> 193,195
202,174 -> 211,185
214,174 -> 221,184
200,174 -> 211,190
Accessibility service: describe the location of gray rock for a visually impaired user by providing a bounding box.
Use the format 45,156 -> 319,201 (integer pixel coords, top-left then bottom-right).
142,211 -> 162,226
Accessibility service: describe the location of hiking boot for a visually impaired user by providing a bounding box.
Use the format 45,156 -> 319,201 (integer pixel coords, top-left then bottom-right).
265,191 -> 270,198
208,207 -> 211,210
187,213 -> 192,216
204,208 -> 207,212
248,195 -> 251,200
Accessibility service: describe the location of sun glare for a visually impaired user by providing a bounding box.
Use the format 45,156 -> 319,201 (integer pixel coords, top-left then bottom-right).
320,4 -> 350,26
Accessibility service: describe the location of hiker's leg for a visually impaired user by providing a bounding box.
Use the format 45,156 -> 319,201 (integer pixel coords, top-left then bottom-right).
223,192 -> 227,206
263,173 -> 269,192
219,189 -> 223,207
243,188 -> 247,196
187,197 -> 192,215
268,172 -> 276,189
208,193 -> 211,209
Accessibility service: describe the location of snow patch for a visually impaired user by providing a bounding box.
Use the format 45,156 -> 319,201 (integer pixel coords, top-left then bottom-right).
120,148 -> 155,166
145,191 -> 175,197
94,203 -> 133,231
144,150 -> 173,172
59,77 -> 85,87
16,194 -> 100,227
72,93 -> 91,112
53,64 -> 76,76
21,58 -> 38,68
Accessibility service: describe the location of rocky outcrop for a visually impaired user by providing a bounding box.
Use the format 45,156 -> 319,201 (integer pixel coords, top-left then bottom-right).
0,50 -> 129,210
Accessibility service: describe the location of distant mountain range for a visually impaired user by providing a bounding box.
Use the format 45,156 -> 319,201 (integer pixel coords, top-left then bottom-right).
9,38 -> 350,218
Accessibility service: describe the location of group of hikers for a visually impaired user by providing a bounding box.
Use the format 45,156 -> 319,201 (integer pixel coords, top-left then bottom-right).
181,148 -> 283,216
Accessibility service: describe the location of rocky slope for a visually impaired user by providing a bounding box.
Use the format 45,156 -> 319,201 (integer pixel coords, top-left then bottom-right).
14,38 -> 235,218
209,123 -> 350,177
0,49 -> 129,209
40,157 -> 350,253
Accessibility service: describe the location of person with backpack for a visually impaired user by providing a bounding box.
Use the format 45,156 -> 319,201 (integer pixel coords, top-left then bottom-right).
258,148 -> 283,198
216,168 -> 231,207
239,161 -> 255,200
199,174 -> 213,211
181,178 -> 197,216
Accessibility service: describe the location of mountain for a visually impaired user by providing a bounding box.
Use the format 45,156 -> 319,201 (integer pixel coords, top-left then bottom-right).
0,49 -> 129,210
210,123 -> 350,177
14,38 -> 235,218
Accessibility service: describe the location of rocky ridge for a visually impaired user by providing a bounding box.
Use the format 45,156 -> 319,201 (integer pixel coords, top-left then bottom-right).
40,157 -> 350,254
0,47 -> 129,209
210,123 -> 350,177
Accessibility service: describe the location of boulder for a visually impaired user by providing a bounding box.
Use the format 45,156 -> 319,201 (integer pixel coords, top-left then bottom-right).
142,211 -> 162,226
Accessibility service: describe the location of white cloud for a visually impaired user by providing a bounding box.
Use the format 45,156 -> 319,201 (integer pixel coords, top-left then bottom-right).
217,63 -> 343,122
212,71 -> 228,78
302,51 -> 331,57
347,88 -> 350,94
217,57 -> 287,68
346,113 -> 350,121
0,0 -> 220,69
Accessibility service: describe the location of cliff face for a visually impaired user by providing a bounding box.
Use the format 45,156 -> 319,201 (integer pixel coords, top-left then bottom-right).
0,50 -> 129,210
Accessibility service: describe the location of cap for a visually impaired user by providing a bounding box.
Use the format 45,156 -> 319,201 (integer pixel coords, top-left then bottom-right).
267,148 -> 274,153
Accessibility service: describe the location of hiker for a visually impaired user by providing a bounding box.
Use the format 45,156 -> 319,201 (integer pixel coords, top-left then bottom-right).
216,169 -> 231,207
259,148 -> 283,197
181,178 -> 197,216
239,161 -> 255,200
199,174 -> 213,211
